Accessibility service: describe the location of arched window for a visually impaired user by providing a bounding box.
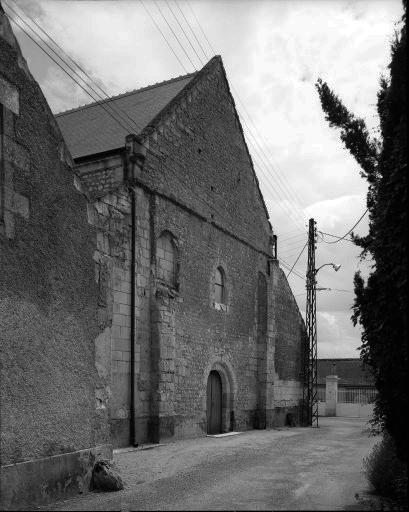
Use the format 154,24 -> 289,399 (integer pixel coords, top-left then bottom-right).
214,267 -> 225,305
156,231 -> 178,287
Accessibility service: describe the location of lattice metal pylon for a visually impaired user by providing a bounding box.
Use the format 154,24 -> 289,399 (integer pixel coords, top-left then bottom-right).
303,218 -> 318,427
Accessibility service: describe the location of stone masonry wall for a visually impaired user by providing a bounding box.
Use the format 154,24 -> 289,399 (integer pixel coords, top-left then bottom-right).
134,57 -> 272,255
270,263 -> 305,423
74,56 -> 306,445
151,195 -> 270,438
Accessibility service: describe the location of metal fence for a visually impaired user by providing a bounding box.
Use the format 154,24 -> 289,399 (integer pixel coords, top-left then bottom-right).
317,385 -> 377,404
317,385 -> 326,402
337,387 -> 377,404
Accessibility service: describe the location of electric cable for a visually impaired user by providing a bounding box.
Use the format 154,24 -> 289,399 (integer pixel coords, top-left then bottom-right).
4,4 -> 136,136
174,0 -> 209,61
234,100 -> 307,227
280,232 -> 309,243
178,0 -> 307,228
321,210 -> 368,244
4,0 -> 153,140
146,0 -> 307,235
184,0 -> 215,57
7,4 -> 283,255
174,0 -> 306,232
4,6 -> 235,229
238,120 -> 306,233
6,1 -> 308,271
165,0 -> 204,67
141,0 -> 189,74
278,258 -> 306,281
153,0 -> 197,71
156,0 -> 308,234
318,230 -> 356,245
286,240 -> 308,278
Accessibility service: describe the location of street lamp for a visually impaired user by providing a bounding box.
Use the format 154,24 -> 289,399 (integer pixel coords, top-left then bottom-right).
315,263 -> 341,274
307,263 -> 341,290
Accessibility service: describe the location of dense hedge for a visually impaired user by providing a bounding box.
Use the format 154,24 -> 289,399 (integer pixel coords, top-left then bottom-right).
315,2 -> 407,465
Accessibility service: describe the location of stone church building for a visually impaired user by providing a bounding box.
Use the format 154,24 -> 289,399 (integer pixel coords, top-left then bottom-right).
56,55 -> 305,448
1,4 -> 305,507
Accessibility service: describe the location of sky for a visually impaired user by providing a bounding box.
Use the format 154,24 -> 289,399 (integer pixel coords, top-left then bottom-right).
5,0 -> 404,358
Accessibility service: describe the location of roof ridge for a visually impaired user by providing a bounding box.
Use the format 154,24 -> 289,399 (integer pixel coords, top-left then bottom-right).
55,71 -> 198,117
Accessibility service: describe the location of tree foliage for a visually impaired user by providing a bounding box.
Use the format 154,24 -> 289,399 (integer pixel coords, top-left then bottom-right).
315,3 -> 407,464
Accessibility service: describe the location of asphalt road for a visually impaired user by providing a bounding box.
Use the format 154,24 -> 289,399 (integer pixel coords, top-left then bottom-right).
44,417 -> 378,511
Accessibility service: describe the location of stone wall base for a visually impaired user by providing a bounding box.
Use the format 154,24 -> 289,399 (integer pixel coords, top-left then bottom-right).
0,444 -> 112,511
266,405 -> 302,428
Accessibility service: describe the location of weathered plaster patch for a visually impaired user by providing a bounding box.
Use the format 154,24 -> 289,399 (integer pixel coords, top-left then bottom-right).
0,76 -> 19,115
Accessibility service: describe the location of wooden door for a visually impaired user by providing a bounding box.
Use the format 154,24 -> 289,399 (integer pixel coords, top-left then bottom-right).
207,371 -> 222,434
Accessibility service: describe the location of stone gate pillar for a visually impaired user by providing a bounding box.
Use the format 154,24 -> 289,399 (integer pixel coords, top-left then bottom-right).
325,375 -> 339,416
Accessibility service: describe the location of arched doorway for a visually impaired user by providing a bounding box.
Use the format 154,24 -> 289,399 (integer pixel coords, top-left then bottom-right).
207,370 -> 222,434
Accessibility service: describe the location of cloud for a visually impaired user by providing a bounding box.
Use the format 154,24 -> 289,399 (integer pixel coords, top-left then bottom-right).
10,0 -> 402,358
317,310 -> 362,358
305,194 -> 368,232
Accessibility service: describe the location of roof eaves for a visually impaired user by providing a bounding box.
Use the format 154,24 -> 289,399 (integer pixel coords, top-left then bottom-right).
74,146 -> 124,164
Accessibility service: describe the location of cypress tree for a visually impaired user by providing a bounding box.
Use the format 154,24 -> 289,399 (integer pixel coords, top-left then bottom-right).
315,2 -> 407,464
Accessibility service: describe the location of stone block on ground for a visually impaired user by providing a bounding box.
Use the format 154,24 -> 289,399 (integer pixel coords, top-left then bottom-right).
91,459 -> 124,492
286,412 -> 297,427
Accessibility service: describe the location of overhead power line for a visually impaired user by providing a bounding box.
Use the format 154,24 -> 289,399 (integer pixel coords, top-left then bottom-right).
280,232 -> 309,243
164,0 -> 307,234
4,2 -> 233,226
4,0 -> 148,138
318,230 -> 355,245
141,0 -> 189,73
7,0 -> 308,278
178,0 -> 307,233
3,0 -> 135,131
165,0 -> 204,67
294,288 -> 353,297
153,0 -> 197,71
286,240 -> 308,278
174,0 -> 208,61
158,0 -> 307,234
278,257 -> 306,282
321,209 -> 368,244
7,0 -> 292,258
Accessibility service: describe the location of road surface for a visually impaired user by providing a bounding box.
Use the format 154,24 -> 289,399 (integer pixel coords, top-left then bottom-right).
42,417 -> 378,511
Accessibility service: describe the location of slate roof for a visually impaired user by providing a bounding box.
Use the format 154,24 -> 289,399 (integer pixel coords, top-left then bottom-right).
317,358 -> 375,387
55,72 -> 197,160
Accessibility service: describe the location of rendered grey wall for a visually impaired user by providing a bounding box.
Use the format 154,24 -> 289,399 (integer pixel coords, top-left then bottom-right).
0,6 -> 110,467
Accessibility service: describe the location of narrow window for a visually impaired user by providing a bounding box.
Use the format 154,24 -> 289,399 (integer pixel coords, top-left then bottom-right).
156,231 -> 177,287
215,267 -> 225,304
257,272 -> 267,334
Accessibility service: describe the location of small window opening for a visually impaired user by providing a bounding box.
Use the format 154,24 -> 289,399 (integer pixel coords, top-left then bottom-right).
215,267 -> 225,304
